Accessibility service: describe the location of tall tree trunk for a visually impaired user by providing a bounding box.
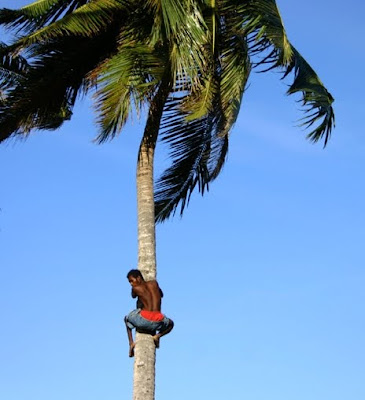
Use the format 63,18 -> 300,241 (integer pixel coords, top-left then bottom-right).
133,76 -> 171,400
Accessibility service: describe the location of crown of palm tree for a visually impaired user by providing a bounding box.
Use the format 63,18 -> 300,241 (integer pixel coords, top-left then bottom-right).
0,0 -> 334,221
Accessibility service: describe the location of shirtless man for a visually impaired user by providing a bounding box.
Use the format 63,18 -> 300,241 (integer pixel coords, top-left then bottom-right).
124,269 -> 174,357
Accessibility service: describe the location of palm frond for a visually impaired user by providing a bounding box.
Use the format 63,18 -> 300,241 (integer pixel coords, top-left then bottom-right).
250,0 -> 293,65
160,1 -> 207,91
11,0 -> 127,47
0,29 -> 120,143
282,46 -> 334,146
0,1 -> 89,33
154,3 -> 253,222
0,53 -> 78,142
181,74 -> 217,121
230,0 -> 334,145
220,0 -> 293,67
0,42 -> 29,92
218,5 -> 251,133
0,83 -> 73,143
154,88 -> 229,222
147,0 -> 205,39
93,42 -> 165,142
160,0 -> 186,37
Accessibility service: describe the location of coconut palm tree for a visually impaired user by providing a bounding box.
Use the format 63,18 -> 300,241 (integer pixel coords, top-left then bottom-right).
0,1 -> 334,400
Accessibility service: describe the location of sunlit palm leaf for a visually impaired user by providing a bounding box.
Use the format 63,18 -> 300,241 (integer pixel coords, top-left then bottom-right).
93,43 -> 165,142
158,1 -> 207,91
0,0 -> 89,33
11,0 -> 127,47
244,0 -> 293,66
218,5 -> 251,133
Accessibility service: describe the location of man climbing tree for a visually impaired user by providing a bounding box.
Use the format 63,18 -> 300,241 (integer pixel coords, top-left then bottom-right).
124,269 -> 174,357
0,1 -> 335,400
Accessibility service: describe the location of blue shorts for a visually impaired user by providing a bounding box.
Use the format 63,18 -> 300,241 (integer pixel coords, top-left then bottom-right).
126,309 -> 171,333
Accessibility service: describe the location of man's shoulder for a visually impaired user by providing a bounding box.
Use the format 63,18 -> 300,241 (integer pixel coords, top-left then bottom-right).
133,283 -> 146,295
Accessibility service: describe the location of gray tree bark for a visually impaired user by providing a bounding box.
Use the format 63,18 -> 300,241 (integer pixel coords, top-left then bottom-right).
133,76 -> 171,400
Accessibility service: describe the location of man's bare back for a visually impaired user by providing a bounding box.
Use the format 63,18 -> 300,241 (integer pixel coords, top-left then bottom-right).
131,280 -> 162,312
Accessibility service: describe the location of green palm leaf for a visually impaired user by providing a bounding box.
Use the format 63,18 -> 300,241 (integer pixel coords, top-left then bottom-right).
232,0 -> 334,146
0,1 -> 89,33
243,0 -> 293,65
155,87 -> 228,222
218,4 -> 251,133
154,3 -> 252,222
283,46 -> 335,146
9,0 -> 127,47
93,42 -> 166,142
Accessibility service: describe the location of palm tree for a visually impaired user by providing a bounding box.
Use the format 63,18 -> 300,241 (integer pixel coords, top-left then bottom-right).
0,1 -> 334,400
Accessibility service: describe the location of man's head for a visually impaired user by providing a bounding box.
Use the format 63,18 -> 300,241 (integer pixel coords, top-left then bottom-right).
127,269 -> 144,287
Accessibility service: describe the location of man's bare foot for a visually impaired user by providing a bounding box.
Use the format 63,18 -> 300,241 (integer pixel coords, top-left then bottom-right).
129,343 -> 135,357
153,335 -> 160,349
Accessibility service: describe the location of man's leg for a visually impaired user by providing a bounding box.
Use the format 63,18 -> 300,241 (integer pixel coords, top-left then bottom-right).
124,316 -> 135,357
153,319 -> 174,349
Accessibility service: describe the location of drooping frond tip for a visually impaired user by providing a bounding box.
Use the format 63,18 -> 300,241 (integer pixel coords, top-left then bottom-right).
284,46 -> 335,147
238,0 -> 334,147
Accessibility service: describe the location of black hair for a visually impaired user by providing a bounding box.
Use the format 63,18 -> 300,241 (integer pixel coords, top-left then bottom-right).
127,269 -> 144,280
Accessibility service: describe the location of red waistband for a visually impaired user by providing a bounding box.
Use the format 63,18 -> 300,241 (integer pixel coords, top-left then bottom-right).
140,310 -> 164,321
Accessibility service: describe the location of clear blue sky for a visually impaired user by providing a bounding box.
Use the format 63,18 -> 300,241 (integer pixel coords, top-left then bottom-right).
1,1 -> 364,400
